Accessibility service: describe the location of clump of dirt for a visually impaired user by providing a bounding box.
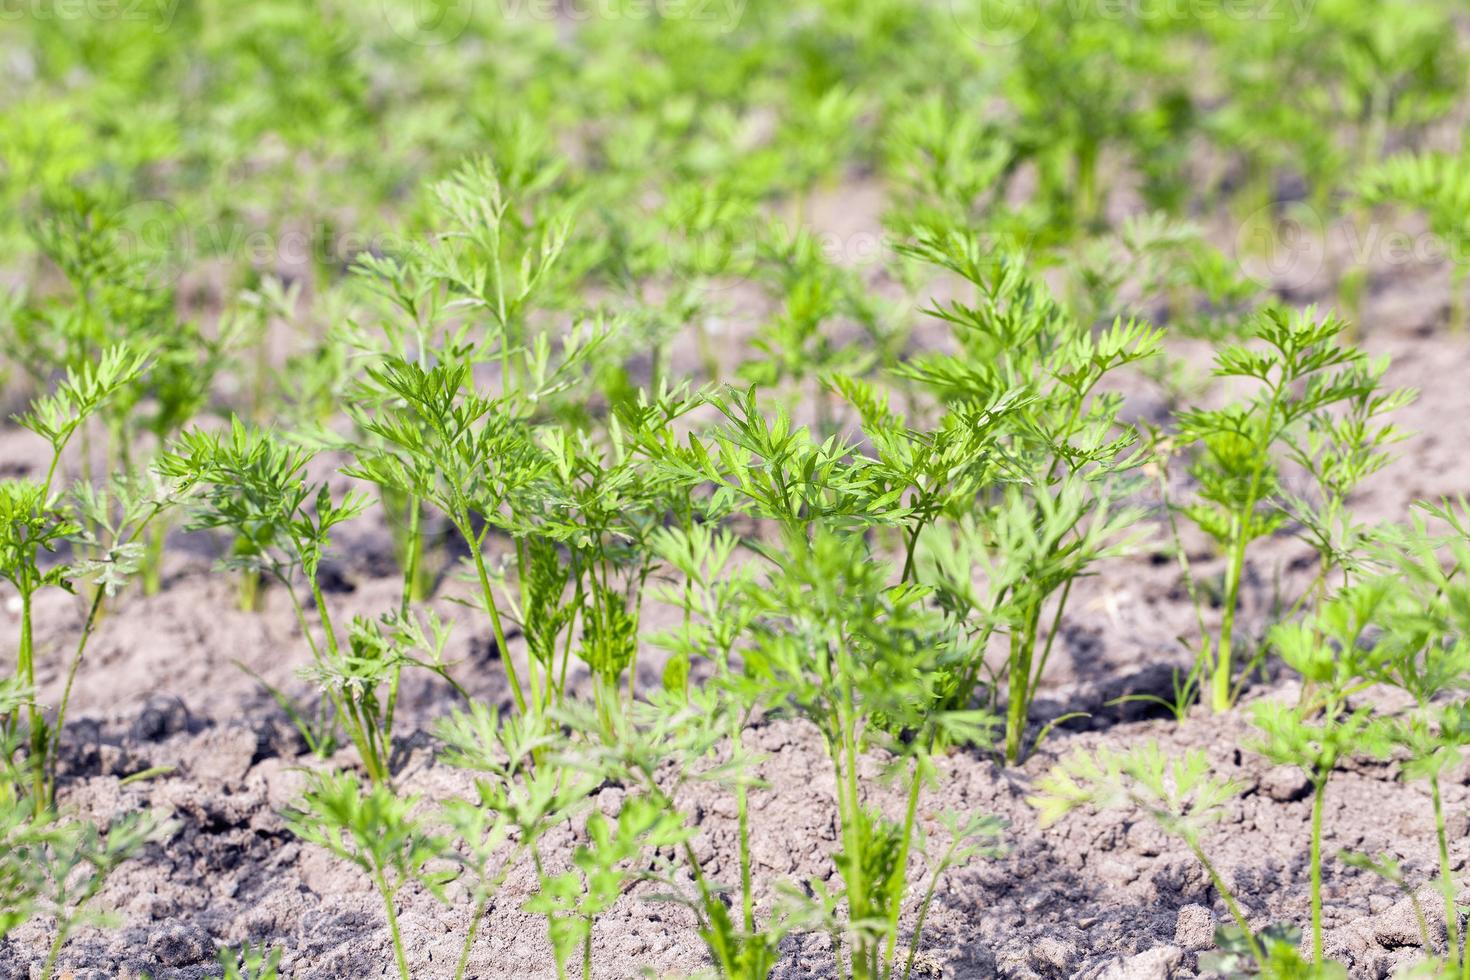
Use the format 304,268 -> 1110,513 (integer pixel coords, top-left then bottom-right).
6,172 -> 1470,980
0,670 -> 1464,979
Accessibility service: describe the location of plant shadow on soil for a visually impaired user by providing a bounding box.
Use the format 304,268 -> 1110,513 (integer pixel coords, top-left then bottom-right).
6,187 -> 1470,980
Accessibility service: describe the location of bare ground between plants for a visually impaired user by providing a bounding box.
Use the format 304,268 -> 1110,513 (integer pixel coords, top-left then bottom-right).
0,683 -> 1466,980
4,210 -> 1470,980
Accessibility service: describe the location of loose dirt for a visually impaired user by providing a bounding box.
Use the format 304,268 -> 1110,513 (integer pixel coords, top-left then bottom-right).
4,202 -> 1470,979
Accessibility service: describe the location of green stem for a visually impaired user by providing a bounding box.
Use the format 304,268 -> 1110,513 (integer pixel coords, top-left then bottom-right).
834,676 -> 871,980
48,585 -> 108,800
238,565 -> 261,613
401,496 -> 424,616
903,835 -> 958,980
513,538 -> 545,714
20,587 -> 43,802
463,518 -> 527,715
39,921 -> 67,980
1212,375 -> 1285,714
1310,777 -> 1326,963
734,724 -> 755,934
142,519 -> 167,596
283,581 -> 326,663
882,759 -> 924,975
456,895 -> 489,980
383,662 -> 403,773
1189,840 -> 1264,965
1214,524 -> 1249,713
1031,580 -> 1074,692
1432,777 -> 1462,968
900,520 -> 925,584
374,870 -> 411,980
342,696 -> 387,785
309,578 -> 341,658
678,833 -> 734,969
555,590 -> 581,710
1004,608 -> 1041,765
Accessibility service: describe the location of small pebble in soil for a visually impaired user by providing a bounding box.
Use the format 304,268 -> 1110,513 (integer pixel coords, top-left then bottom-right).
1097,945 -> 1183,980
1172,904 -> 1214,951
1259,765 -> 1313,802
131,695 -> 191,742
190,725 -> 260,785
1028,936 -> 1078,975
149,921 -> 212,967
1373,887 -> 1447,949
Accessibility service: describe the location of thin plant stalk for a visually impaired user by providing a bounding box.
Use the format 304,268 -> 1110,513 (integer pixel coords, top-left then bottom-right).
1431,777 -> 1463,971
461,517 -> 527,715
882,760 -> 925,975
899,818 -> 963,980
1189,841 -> 1265,964
1213,431 -> 1276,713
834,662 -> 872,980
1214,523 -> 1250,712
142,520 -> 167,595
281,575 -> 389,784
373,868 -> 411,980
19,588 -> 41,802
48,586 -> 106,800
1310,778 -> 1327,963
50,498 -> 173,798
40,922 -> 66,980
1005,608 -> 1042,764
454,891 -> 495,980
736,742 -> 755,935
400,495 -> 425,615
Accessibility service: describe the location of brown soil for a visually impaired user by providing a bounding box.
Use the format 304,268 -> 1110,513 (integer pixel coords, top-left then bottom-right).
3,205 -> 1470,980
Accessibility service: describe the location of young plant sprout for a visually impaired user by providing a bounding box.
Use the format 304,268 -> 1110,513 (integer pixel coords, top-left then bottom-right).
10,4 -> 1470,976
435,704 -> 598,980
744,529 -> 997,979
1359,151 -> 1470,331
284,771 -> 452,980
1,347 -> 150,800
895,233 -> 1159,762
1366,500 -> 1470,974
0,715 -> 169,980
1173,307 -> 1408,712
1031,742 -> 1349,977
560,686 -> 783,978
218,942 -> 285,980
1253,583 -> 1395,964
524,796 -> 690,980
158,420 -> 402,780
47,474 -> 187,798
346,322 -> 626,719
